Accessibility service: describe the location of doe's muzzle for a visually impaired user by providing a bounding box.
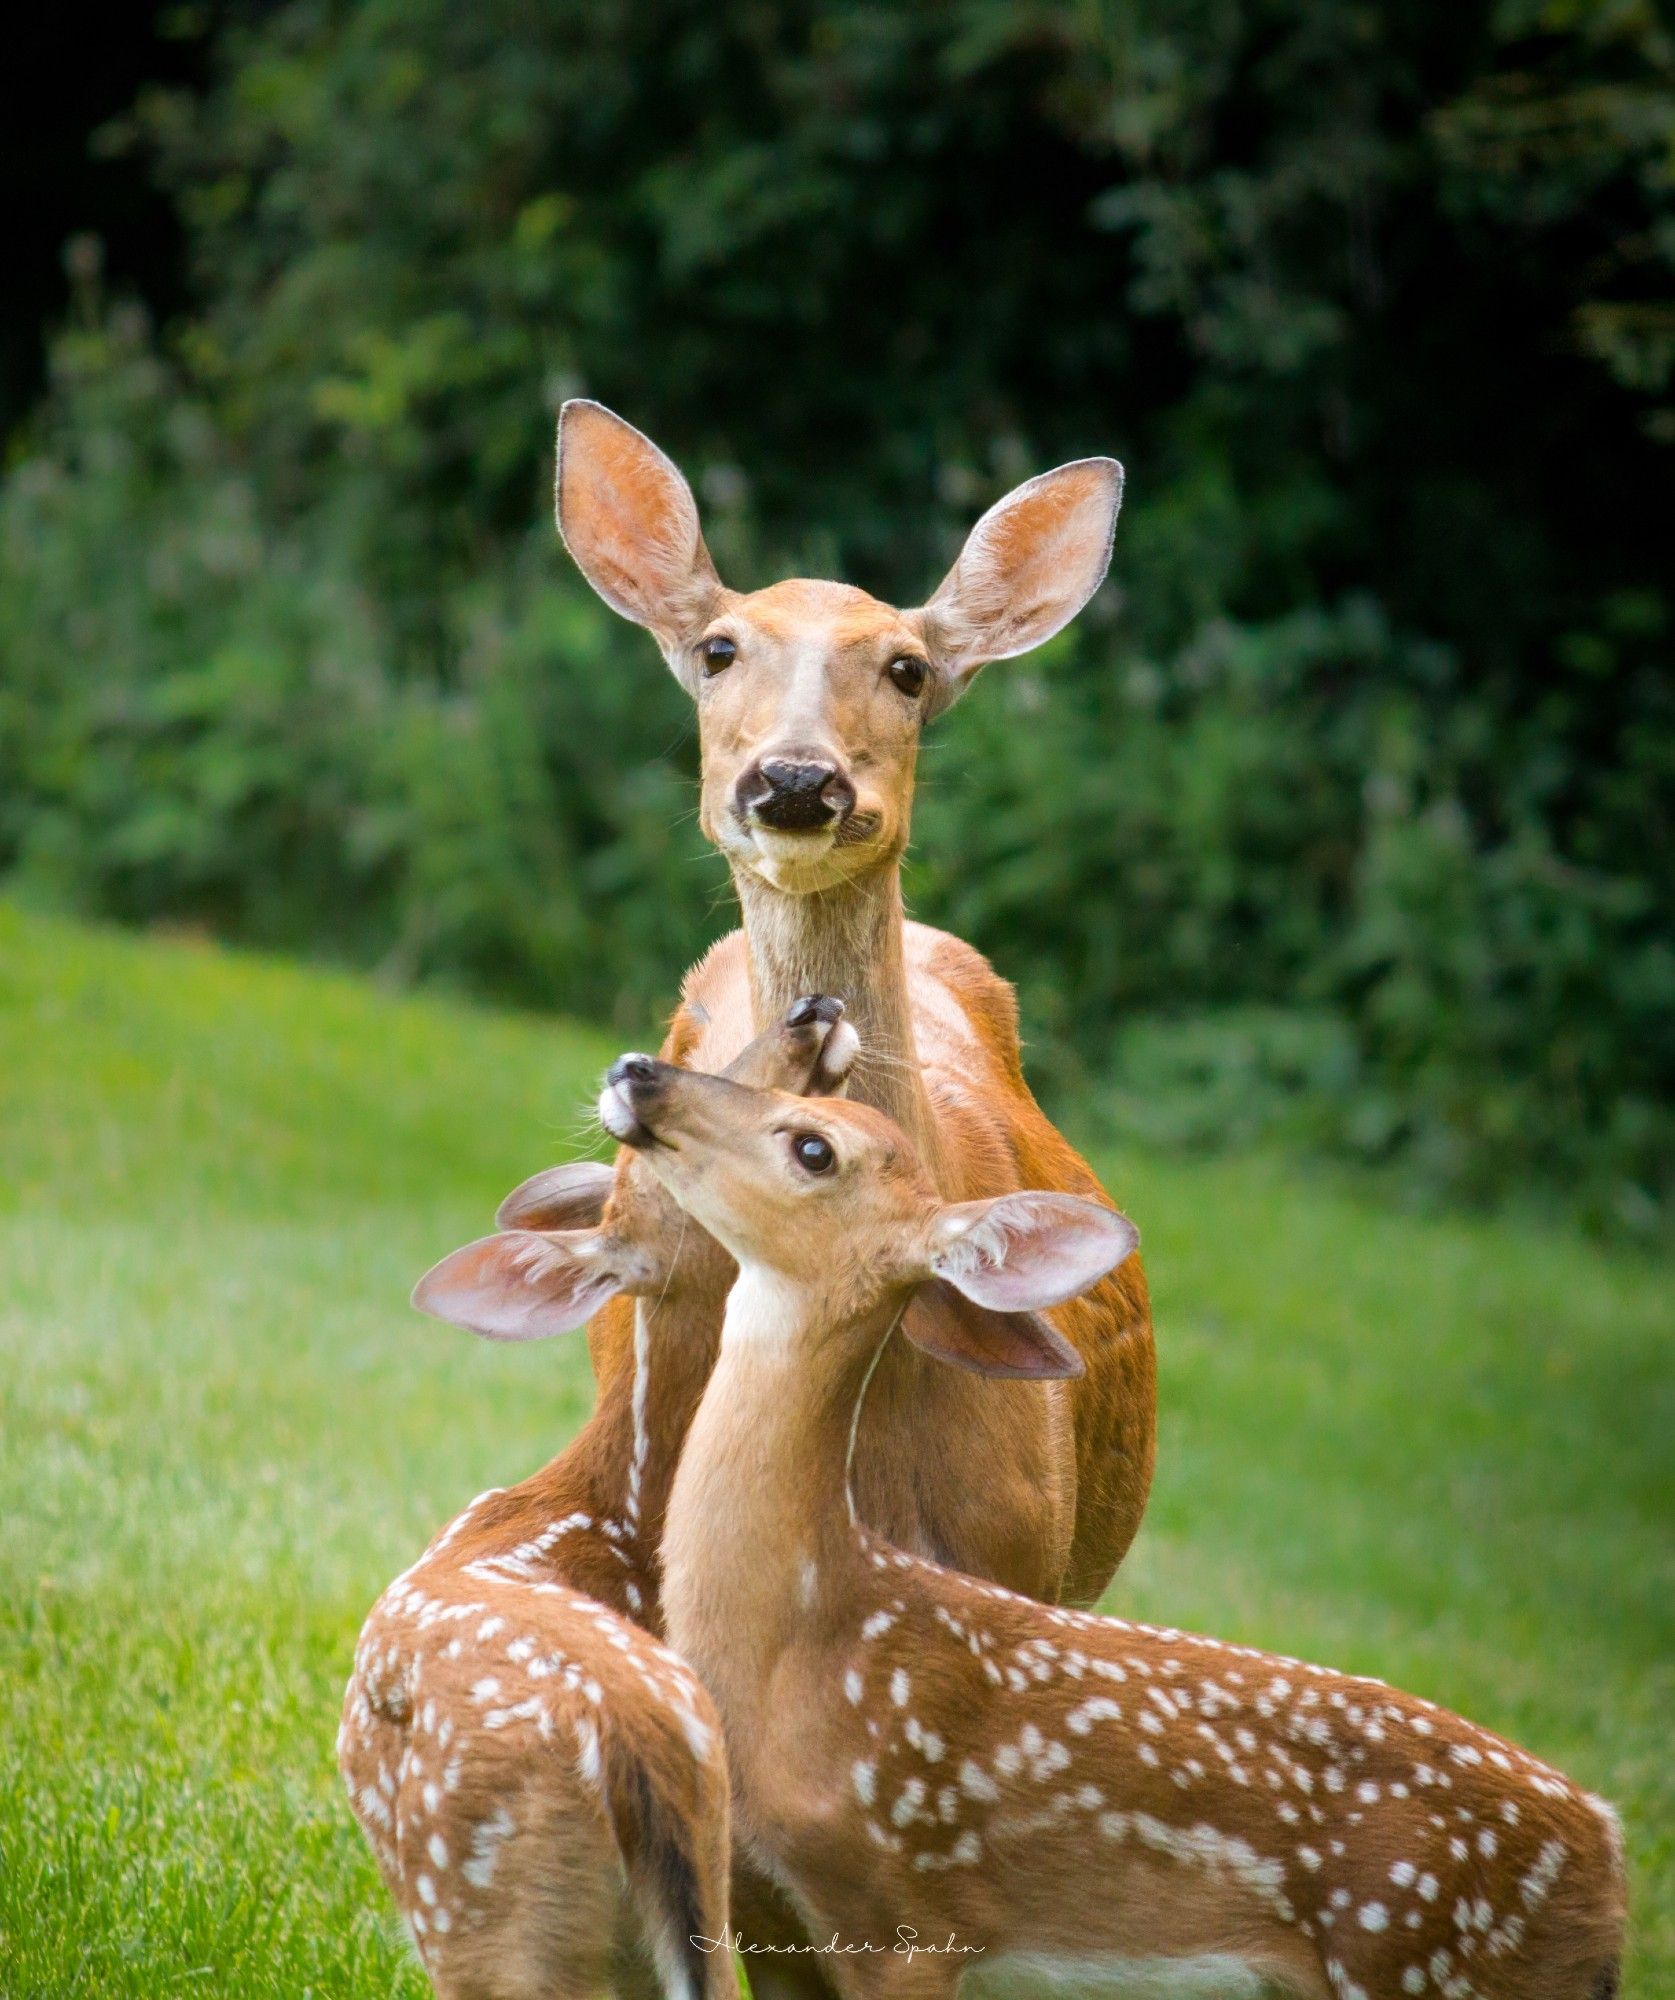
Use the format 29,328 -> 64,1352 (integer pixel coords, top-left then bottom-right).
737,756 -> 857,832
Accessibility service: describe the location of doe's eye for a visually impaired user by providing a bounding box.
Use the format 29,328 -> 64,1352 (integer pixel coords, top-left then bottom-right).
888,654 -> 928,698
700,635 -> 737,675
791,1132 -> 836,1175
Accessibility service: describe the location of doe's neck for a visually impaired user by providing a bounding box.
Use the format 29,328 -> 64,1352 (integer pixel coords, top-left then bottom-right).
732,860 -> 943,1175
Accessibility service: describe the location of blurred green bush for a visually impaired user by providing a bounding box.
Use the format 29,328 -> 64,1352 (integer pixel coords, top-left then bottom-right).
1,0 -> 1671,1229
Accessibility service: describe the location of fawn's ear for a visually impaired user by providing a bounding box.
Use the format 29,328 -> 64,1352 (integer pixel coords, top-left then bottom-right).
904,1279 -> 1085,1381
921,458 -> 1123,697
556,399 -> 722,664
413,1228 -> 646,1342
496,1159 -> 616,1232
924,1192 -> 1137,1315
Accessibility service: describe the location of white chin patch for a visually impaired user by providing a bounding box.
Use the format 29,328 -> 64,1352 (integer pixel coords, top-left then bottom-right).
822,1018 -> 861,1087
598,1084 -> 641,1144
749,826 -> 838,883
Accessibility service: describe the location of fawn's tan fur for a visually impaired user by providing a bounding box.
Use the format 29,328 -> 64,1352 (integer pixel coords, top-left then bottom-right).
340,1007 -> 855,1998
628,1067 -> 1627,2000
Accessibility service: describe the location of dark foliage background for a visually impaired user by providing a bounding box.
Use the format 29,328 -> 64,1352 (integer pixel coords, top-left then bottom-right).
2,0 -> 1671,1228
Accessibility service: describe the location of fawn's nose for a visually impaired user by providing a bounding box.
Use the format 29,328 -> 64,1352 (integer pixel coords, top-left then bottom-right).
787,995 -> 844,1029
600,1052 -> 669,1148
737,756 -> 857,832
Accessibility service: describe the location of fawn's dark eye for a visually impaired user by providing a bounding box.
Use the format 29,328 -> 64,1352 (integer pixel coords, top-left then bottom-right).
888,654 -> 928,698
700,635 -> 737,675
791,1132 -> 836,1175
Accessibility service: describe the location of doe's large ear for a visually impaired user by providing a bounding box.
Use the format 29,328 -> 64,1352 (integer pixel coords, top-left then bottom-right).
496,1159 -> 616,1232
413,1229 -> 636,1342
904,1279 -> 1084,1381
556,399 -> 722,663
925,1192 -> 1137,1315
921,458 -> 1123,695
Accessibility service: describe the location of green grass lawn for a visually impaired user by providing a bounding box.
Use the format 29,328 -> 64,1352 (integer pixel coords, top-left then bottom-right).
1,903 -> 1670,1996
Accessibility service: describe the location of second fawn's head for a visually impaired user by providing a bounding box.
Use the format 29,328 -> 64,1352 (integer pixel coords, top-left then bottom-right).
412,998 -> 858,1343
600,1053 -> 1137,1378
556,401 -> 1123,898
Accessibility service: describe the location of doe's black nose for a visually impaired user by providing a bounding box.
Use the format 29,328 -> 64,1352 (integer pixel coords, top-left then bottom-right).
607,1053 -> 659,1089
744,757 -> 857,830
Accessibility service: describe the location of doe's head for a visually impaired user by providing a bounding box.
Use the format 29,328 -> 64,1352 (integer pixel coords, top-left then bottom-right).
556,400 -> 1123,896
602,1052 -> 1137,1381
413,997 -> 858,1341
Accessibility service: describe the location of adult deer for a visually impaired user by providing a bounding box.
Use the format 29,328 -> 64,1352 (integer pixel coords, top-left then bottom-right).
555,400 -> 1154,1610
341,1000 -> 857,2000
592,1051 -> 1628,2000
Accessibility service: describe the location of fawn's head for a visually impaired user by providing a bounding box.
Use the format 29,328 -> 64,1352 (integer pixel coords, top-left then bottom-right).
600,1052 -> 1137,1379
556,401 -> 1122,896
413,998 -> 858,1341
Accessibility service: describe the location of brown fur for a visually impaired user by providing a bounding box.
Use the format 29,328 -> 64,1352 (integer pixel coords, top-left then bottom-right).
340,1558 -> 730,2000
344,411 -> 1158,1996
341,1008 -> 853,1999
552,399 -> 1156,1606
639,1080 -> 1629,2000
670,919 -> 1154,1606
